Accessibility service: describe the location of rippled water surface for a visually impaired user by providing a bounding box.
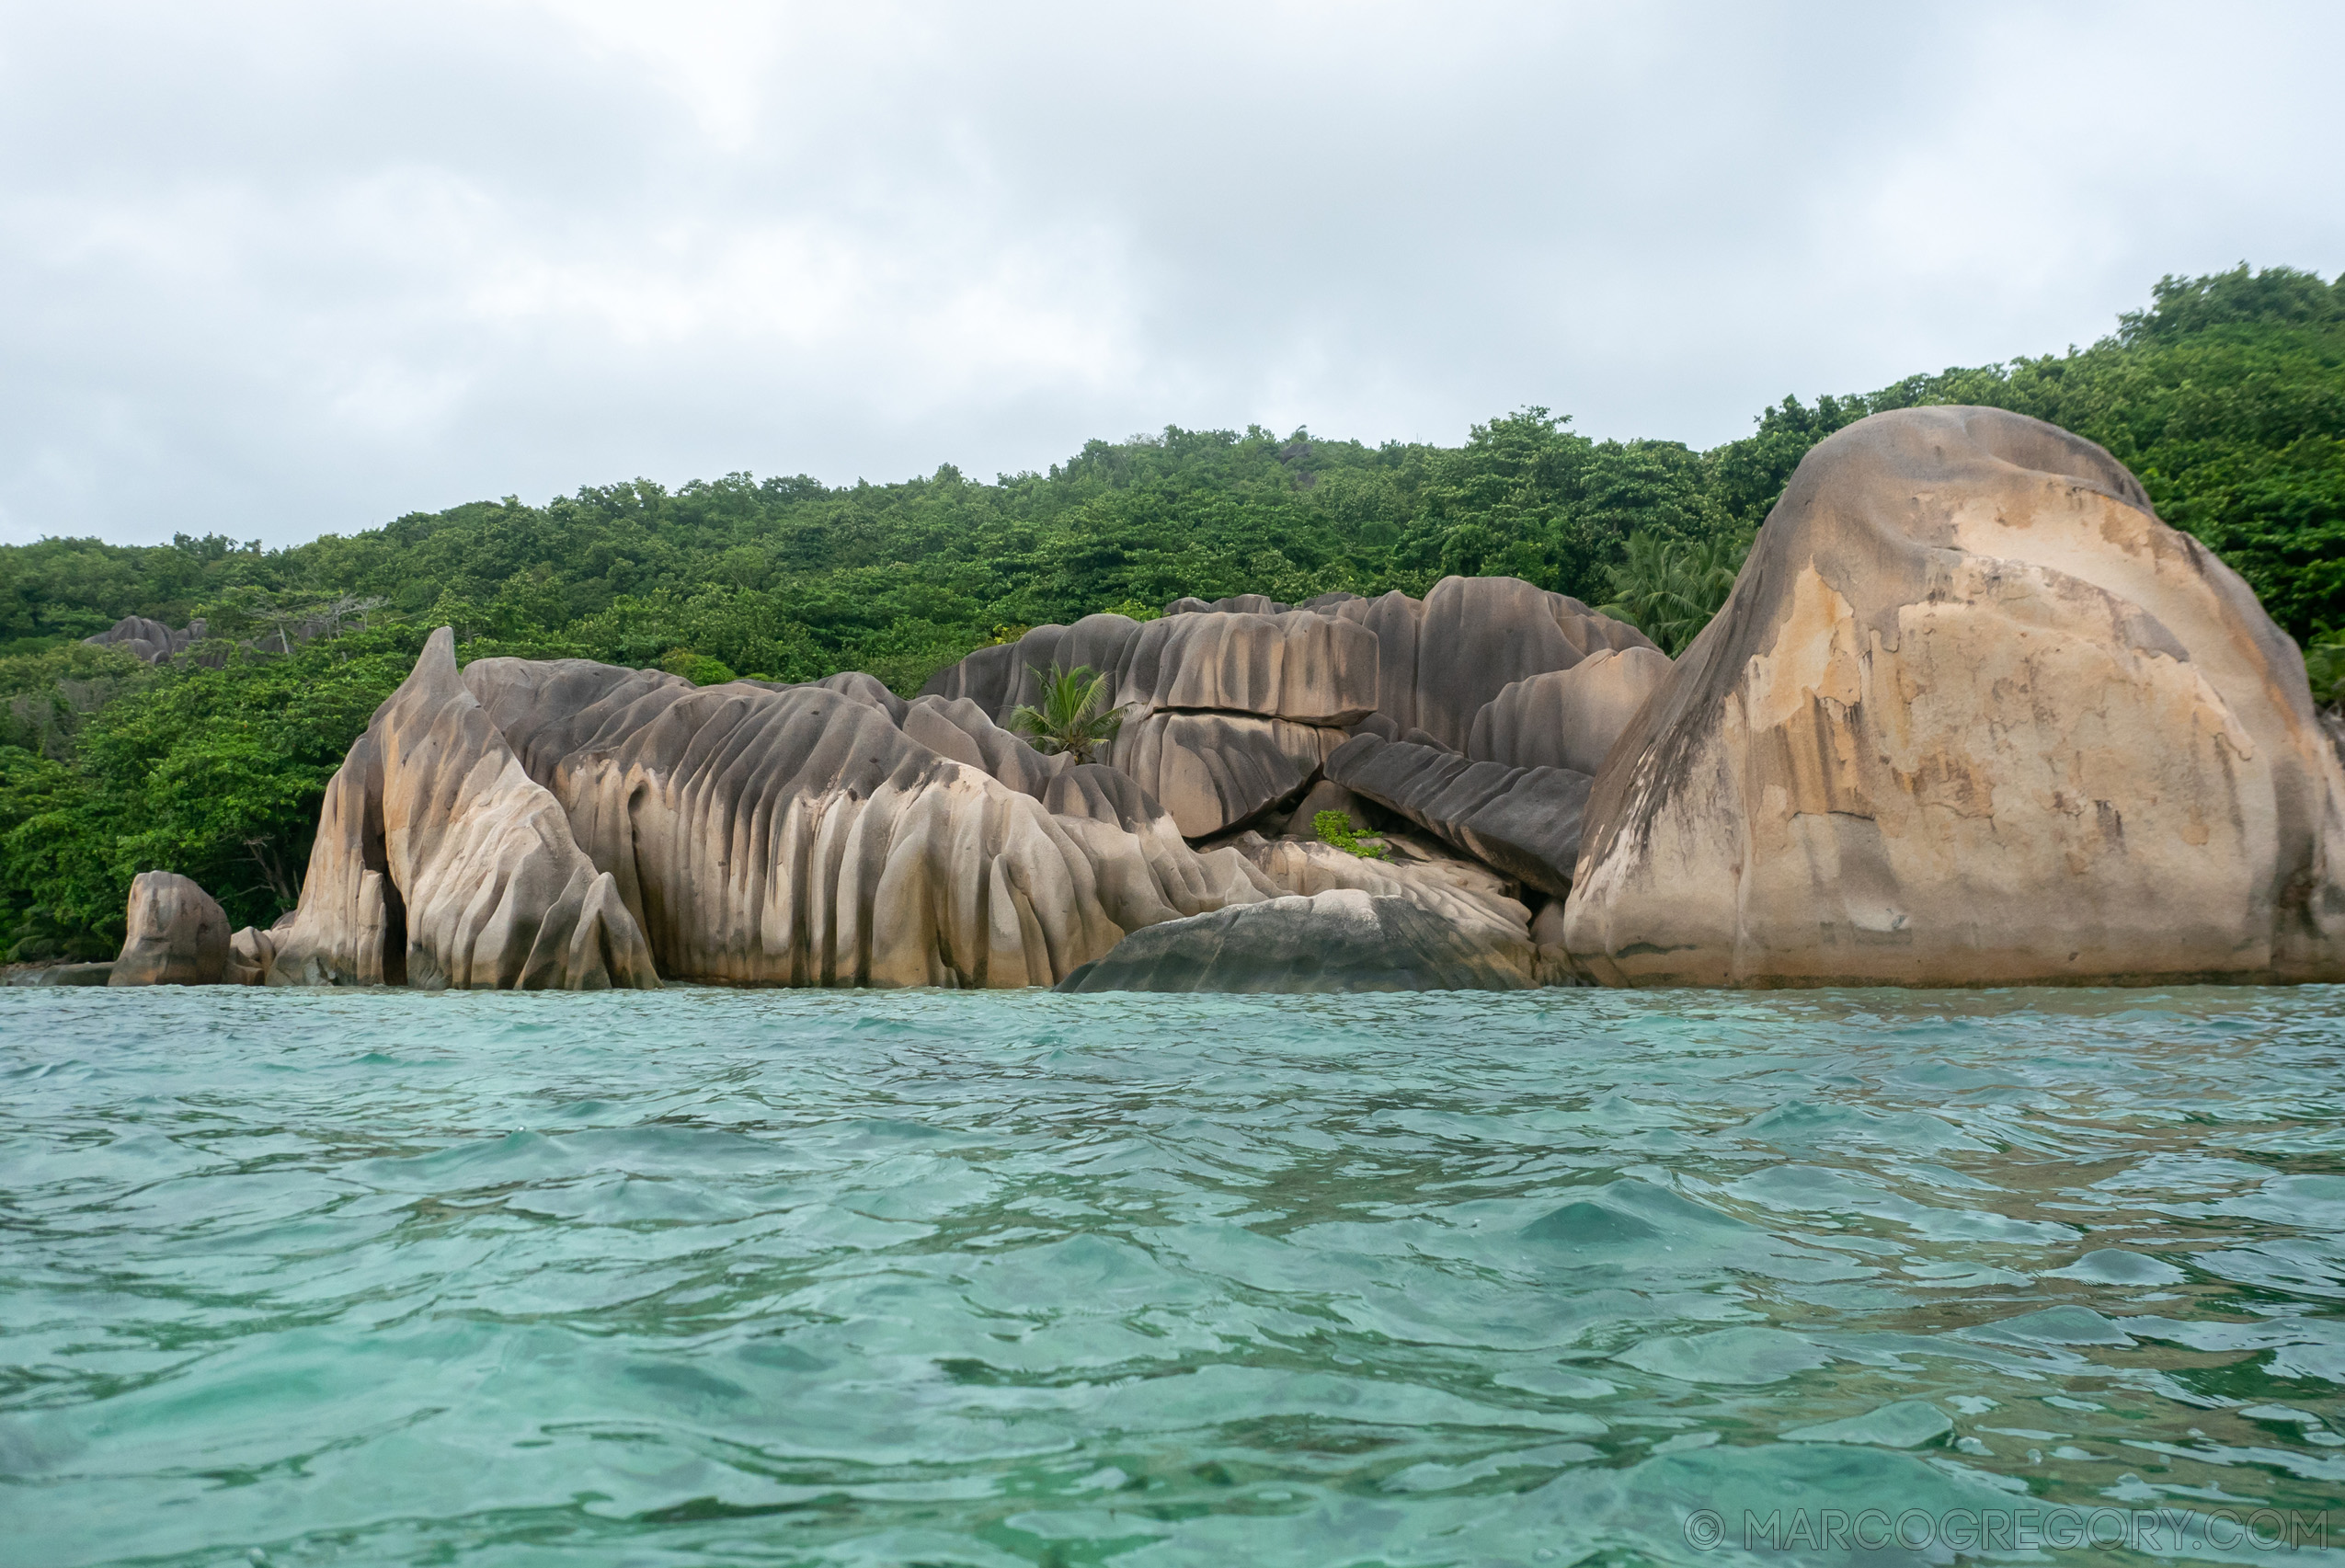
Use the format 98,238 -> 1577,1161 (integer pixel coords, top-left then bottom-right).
6,986 -> 2345,1567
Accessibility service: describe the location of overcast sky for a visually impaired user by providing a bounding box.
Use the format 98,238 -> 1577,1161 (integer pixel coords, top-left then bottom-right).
3,1 -> 2339,548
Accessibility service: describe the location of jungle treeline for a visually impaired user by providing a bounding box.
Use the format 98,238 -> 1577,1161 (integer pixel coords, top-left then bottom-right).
3,263 -> 2339,957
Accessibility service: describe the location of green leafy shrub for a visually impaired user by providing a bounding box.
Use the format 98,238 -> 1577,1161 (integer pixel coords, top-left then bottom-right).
658,647 -> 739,686
1313,809 -> 1389,860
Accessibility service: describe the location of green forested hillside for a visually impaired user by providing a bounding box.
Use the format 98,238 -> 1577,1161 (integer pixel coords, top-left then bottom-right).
3,263 -> 2339,958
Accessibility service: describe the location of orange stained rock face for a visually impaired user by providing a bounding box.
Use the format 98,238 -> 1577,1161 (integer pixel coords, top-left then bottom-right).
1563,406 -> 2345,988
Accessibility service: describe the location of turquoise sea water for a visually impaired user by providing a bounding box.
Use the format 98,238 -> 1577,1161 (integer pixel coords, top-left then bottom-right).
5,987 -> 2344,1567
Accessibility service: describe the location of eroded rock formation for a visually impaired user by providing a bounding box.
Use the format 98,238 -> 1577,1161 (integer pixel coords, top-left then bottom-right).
244,428 -> 2332,999
267,630 -> 661,990
1563,406 -> 2345,987
900,695 -> 1070,799
226,923 -> 278,985
922,578 -> 1654,849
259,635 -> 1278,990
1113,711 -> 1349,838
922,609 -> 1378,838
1223,831 -> 1533,953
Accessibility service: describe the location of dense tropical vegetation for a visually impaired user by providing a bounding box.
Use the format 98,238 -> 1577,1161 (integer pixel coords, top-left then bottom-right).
3,263 -> 2339,959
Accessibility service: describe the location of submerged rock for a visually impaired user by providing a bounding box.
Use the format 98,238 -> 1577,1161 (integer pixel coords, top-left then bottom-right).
109,871 -> 229,986
1565,406 -> 2345,986
1055,888 -> 1535,993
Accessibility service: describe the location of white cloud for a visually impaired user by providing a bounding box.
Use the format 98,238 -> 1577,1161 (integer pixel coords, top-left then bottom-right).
0,0 -> 2338,545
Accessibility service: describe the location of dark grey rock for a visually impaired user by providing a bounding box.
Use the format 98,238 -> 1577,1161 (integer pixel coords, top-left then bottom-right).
921,612 -> 1375,727
1325,734 -> 1592,898
1325,577 -> 1659,750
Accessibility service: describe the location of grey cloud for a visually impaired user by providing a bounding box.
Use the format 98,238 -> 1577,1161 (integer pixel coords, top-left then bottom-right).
1,0 -> 2339,545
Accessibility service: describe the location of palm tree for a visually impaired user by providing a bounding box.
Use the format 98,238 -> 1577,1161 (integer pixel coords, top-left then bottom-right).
1597,531 -> 1752,656
1008,663 -> 1125,763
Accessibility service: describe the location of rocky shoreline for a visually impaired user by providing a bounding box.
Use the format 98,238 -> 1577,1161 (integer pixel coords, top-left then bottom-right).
60,406 -> 2345,993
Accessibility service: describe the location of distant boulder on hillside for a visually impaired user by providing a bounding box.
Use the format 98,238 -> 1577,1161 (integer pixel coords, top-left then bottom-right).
84,615 -> 208,663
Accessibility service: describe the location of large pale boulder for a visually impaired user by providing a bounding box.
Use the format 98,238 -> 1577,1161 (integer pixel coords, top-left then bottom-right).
109,872 -> 229,986
1055,888 -> 1536,993
1469,646 -> 1674,776
1325,734 -> 1594,898
1565,406 -> 2345,987
268,630 -> 660,990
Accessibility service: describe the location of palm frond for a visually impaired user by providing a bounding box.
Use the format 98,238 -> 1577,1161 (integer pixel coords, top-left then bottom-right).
1007,663 -> 1124,763
1596,531 -> 1752,655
